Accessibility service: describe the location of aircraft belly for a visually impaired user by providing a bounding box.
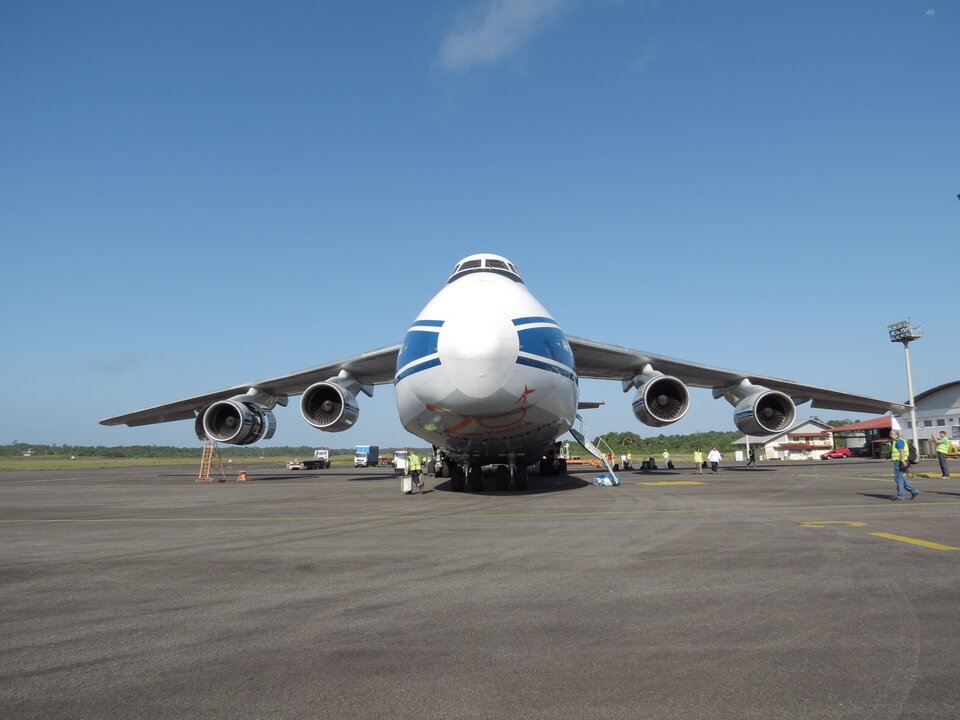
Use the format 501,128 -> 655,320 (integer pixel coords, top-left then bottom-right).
397,362 -> 576,460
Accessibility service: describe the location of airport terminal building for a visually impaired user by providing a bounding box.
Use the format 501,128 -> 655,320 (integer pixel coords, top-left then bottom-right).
894,380 -> 960,452
733,417 -> 834,461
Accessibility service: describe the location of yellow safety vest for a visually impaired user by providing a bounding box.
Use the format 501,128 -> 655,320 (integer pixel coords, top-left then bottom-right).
936,436 -> 949,454
408,453 -> 421,471
891,439 -> 908,461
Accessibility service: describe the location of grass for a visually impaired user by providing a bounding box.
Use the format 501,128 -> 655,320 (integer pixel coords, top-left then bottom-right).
0,454 -> 359,472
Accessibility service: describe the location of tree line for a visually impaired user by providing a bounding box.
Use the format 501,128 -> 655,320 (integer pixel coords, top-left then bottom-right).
590,430 -> 742,457
1,443 -> 364,459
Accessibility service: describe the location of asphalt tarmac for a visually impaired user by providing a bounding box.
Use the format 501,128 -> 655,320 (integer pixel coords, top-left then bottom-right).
1,459 -> 958,719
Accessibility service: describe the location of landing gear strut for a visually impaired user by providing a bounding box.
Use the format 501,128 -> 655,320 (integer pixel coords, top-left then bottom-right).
468,461 -> 483,492
445,460 -> 465,492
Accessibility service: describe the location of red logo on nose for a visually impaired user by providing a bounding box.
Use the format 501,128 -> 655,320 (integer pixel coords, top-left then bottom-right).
516,385 -> 536,404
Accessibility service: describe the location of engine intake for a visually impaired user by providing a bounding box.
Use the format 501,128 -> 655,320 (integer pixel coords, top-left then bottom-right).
202,400 -> 277,445
632,375 -> 690,427
733,391 -> 796,435
301,381 -> 360,432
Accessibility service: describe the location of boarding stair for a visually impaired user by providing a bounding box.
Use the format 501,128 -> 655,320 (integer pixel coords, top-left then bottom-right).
198,437 -> 226,483
569,414 -> 620,482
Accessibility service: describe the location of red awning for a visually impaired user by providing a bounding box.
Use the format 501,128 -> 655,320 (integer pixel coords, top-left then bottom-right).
830,417 -> 894,432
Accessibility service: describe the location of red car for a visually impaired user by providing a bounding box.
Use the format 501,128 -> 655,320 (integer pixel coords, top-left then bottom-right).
820,448 -> 851,459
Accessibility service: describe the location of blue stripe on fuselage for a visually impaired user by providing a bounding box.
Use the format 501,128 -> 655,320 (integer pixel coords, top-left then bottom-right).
394,318 -> 577,384
396,357 -> 442,383
396,328 -> 440,372
517,326 -> 576,370
512,316 -> 557,327
515,356 -> 577,381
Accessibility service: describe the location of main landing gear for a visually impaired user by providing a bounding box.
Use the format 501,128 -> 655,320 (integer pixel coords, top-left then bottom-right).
438,455 -> 529,492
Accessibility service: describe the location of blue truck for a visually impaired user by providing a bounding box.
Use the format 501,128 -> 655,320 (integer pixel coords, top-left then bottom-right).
353,445 -> 380,468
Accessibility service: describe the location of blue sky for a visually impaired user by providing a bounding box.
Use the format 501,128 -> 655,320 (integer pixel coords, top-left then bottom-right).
1,0 -> 957,448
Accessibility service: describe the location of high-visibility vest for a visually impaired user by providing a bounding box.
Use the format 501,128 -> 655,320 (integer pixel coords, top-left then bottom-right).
408,453 -> 421,471
936,436 -> 950,454
891,439 -> 908,461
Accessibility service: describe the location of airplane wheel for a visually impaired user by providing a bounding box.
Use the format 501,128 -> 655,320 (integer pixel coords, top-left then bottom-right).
468,461 -> 483,492
449,463 -> 464,492
514,464 -> 528,491
495,465 -> 509,491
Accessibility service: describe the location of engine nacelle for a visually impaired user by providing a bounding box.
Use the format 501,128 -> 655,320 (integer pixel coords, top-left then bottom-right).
301,381 -> 360,432
733,391 -> 796,435
632,375 -> 690,427
201,400 -> 277,445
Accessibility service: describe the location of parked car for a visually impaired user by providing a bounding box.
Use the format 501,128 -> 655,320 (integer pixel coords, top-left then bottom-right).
820,448 -> 852,459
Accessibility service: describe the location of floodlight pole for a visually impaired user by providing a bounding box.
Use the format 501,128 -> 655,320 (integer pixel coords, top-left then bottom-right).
888,320 -> 923,455
902,342 -> 919,453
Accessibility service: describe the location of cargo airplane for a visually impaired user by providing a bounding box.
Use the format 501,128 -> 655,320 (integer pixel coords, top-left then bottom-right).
101,253 -> 908,491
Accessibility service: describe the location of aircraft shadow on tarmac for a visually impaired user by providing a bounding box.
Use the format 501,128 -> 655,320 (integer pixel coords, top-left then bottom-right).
431,474 -> 591,495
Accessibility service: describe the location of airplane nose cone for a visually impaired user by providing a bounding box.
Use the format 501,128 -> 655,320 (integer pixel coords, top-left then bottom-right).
437,305 -> 519,398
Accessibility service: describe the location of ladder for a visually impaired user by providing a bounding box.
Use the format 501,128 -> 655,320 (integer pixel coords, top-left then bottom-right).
569,414 -> 620,482
197,437 -> 226,483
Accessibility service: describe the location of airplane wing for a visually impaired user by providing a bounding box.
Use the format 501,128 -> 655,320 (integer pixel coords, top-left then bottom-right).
100,344 -> 402,427
567,336 -> 909,415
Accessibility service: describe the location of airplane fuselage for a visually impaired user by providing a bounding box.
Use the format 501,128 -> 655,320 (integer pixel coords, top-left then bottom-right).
394,263 -> 578,466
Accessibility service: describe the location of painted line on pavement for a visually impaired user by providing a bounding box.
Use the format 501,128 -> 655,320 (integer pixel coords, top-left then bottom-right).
639,481 -> 706,486
867,533 -> 960,551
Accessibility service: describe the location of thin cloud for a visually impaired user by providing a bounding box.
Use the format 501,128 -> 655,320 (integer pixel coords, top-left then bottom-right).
94,352 -> 141,376
439,0 -> 571,72
629,43 -> 658,74
925,8 -> 936,16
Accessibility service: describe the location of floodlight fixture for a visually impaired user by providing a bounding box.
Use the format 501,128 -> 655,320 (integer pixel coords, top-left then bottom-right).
887,319 -> 923,344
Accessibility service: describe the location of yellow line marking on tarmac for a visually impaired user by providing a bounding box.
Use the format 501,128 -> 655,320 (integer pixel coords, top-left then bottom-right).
797,474 -> 891,482
868,533 -> 960,551
798,521 -> 867,528
639,481 -> 706,486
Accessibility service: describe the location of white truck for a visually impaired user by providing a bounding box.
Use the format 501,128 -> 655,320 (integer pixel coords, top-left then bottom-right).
354,445 -> 380,468
393,450 -> 408,476
288,449 -> 331,470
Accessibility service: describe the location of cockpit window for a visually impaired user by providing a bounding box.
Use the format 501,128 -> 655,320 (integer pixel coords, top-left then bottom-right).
446,256 -> 523,284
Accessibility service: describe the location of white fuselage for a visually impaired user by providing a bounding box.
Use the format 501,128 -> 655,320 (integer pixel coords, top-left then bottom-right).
394,270 -> 578,465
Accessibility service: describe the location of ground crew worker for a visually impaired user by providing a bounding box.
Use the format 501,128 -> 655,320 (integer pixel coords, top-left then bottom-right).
693,448 -> 703,475
889,430 -> 918,501
933,431 -> 950,478
408,450 -> 423,491
662,450 -> 670,467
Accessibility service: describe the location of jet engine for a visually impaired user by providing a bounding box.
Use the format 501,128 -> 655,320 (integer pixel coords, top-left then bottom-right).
733,391 -> 796,435
717,380 -> 796,435
631,373 -> 690,427
301,381 -> 360,432
201,400 -> 277,445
